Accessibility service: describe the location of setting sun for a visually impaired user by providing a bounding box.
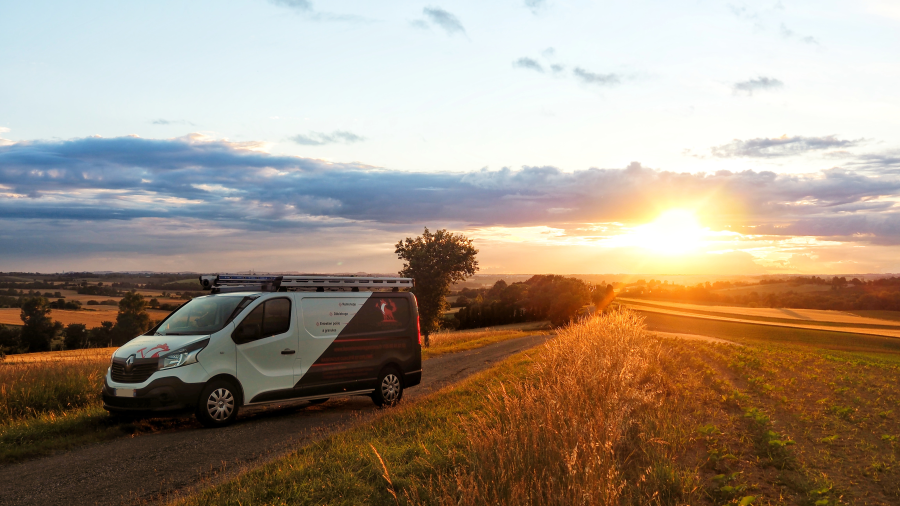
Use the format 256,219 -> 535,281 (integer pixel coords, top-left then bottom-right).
628,209 -> 706,254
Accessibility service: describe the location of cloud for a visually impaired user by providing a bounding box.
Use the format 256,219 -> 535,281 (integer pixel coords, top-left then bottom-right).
512,57 -> 545,73
779,23 -> 819,45
267,0 -> 367,22
572,67 -> 621,86
151,119 -> 194,126
732,76 -> 783,95
420,7 -> 465,36
269,0 -> 312,11
524,0 -> 547,14
289,130 -> 365,146
3,135 -> 900,251
709,135 -> 862,158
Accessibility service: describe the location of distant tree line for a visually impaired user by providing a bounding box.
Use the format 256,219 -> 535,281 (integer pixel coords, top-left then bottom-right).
453,275 -> 616,329
623,276 -> 900,311
0,291 -> 162,356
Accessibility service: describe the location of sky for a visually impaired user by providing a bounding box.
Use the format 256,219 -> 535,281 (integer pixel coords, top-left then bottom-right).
1,0 -> 899,275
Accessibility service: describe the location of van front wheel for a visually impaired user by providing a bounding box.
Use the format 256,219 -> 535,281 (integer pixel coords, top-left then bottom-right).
372,368 -> 403,407
196,380 -> 240,427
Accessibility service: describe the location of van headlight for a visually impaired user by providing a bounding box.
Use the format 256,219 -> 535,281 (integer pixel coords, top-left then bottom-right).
158,338 -> 210,371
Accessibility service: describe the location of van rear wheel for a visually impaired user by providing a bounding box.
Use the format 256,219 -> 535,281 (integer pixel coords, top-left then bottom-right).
196,380 -> 240,428
372,368 -> 403,407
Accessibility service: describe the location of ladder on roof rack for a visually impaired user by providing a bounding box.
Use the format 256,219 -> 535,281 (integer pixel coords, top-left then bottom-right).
199,274 -> 414,293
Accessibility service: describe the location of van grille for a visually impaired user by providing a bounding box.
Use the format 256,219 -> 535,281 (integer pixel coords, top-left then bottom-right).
111,358 -> 158,383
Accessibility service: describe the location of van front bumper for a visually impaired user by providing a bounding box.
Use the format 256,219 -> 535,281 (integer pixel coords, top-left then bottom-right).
102,377 -> 205,414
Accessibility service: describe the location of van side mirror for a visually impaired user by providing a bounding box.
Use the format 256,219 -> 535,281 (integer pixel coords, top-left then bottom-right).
233,323 -> 261,344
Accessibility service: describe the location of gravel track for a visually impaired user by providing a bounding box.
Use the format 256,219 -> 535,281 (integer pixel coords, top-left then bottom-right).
0,334 -> 551,506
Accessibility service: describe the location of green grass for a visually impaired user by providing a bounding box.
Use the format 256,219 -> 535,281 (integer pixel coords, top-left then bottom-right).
423,323 -> 551,359
175,311 -> 703,506
0,325 -> 542,464
175,348 -> 542,506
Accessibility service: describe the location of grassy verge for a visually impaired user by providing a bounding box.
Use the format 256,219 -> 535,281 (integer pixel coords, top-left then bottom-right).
0,324 -> 547,463
423,321 -> 551,359
173,310 -> 900,505
174,311 -> 707,506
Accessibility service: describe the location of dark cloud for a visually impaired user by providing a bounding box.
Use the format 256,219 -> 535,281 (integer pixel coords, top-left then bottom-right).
289,130 -> 365,146
709,135 -> 862,158
513,57 -> 544,73
733,76 -> 783,95
3,136 -> 900,248
422,7 -> 465,35
572,67 -> 621,86
550,64 -> 565,73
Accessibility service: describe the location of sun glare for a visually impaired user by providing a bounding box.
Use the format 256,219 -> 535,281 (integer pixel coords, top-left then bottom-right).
628,209 -> 706,254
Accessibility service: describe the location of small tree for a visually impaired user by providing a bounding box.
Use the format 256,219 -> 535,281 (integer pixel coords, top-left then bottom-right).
395,228 -> 478,346
112,291 -> 150,345
63,323 -> 89,350
89,321 -> 115,347
20,297 -> 59,352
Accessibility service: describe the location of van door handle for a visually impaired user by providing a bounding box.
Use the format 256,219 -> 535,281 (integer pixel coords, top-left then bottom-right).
281,349 -> 296,355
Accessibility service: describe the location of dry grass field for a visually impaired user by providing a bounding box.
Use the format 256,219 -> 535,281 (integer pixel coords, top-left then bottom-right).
712,282 -> 834,296
0,323 -> 541,462
620,299 -> 900,340
0,307 -> 173,327
174,310 -> 900,506
619,297 -> 900,326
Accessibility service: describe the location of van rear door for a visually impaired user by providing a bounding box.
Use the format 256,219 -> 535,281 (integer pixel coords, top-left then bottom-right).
296,293 -> 415,396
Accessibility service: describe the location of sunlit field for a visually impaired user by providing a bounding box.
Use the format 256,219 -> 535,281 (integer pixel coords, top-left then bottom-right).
0,323 -> 543,462
621,299 -> 900,340
173,310 -> 900,506
0,307 -> 173,328
424,321 -> 551,358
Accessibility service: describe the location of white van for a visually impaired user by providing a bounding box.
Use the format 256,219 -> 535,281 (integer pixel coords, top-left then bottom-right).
102,275 -> 422,427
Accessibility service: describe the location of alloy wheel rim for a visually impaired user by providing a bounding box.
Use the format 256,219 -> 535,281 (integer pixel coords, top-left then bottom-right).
207,388 -> 235,421
381,374 -> 400,403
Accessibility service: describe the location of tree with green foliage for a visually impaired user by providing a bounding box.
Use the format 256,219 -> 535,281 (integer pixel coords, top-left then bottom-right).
112,291 -> 151,345
20,297 -> 61,352
395,228 -> 478,346
63,323 -> 89,350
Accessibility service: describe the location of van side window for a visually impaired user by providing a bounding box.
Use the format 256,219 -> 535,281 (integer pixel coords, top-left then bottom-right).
264,298 -> 291,336
232,298 -> 292,344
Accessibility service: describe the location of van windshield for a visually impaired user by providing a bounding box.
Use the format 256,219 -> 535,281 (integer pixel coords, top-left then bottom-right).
154,296 -> 254,336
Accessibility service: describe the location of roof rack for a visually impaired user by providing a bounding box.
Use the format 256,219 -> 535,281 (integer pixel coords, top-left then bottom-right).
198,274 -> 414,293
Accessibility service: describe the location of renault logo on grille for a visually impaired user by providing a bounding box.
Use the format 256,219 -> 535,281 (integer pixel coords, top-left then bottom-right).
125,355 -> 135,373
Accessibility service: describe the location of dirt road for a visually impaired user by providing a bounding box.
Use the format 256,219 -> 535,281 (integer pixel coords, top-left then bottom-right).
0,334 -> 551,506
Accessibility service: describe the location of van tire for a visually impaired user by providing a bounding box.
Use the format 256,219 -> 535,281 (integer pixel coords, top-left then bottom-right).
196,379 -> 240,428
372,367 -> 403,407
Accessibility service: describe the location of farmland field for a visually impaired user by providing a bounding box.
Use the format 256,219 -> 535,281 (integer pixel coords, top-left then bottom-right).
712,282 -> 834,296
0,322 -> 545,463
619,297 -> 900,326
619,298 -> 900,340
0,307 -> 173,327
173,310 -> 900,506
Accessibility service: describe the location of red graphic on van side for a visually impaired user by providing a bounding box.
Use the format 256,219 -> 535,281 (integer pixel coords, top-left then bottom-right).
135,344 -> 170,358
378,299 -> 397,323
